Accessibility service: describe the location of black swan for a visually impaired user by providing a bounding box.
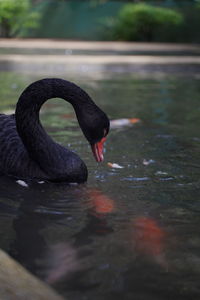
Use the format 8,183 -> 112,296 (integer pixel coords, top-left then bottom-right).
0,78 -> 110,183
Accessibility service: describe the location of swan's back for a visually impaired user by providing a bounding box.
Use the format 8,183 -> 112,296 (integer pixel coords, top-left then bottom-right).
0,113 -> 87,181
0,114 -> 46,179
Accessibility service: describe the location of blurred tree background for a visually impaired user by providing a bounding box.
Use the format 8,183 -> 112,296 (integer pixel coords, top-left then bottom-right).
0,0 -> 200,42
0,0 -> 40,37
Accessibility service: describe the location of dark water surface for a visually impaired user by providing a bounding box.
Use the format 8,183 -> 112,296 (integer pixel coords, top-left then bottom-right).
0,71 -> 200,299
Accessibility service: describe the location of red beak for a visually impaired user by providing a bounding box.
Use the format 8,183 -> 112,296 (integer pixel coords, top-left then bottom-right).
91,137 -> 106,162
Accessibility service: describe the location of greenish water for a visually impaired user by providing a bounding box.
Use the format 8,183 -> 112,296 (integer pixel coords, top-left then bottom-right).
0,71 -> 200,300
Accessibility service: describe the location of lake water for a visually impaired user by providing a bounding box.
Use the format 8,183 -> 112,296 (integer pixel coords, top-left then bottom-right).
0,67 -> 200,300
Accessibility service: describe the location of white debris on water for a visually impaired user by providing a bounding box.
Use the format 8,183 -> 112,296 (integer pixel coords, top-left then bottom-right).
107,162 -> 124,169
143,159 -> 155,166
2,109 -> 15,115
16,180 -> 29,188
155,171 -> 168,176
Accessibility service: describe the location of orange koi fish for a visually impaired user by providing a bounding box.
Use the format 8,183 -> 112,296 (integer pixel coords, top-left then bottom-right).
88,188 -> 115,215
132,217 -> 167,267
110,118 -> 141,129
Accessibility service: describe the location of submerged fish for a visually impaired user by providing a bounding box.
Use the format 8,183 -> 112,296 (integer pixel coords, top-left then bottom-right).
110,118 -> 141,129
132,217 -> 168,268
45,243 -> 79,284
88,188 -> 115,214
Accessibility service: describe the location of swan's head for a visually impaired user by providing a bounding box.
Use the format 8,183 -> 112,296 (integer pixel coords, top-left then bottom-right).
77,107 -> 110,163
88,112 -> 109,163
90,125 -> 109,163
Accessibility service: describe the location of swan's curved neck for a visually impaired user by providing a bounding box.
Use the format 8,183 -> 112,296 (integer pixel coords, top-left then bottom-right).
15,78 -> 93,173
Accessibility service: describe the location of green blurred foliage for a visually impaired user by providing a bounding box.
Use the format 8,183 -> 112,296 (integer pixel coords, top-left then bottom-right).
0,0 -> 199,42
109,3 -> 184,41
0,0 -> 40,37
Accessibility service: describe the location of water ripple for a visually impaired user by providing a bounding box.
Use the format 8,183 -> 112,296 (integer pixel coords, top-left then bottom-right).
121,176 -> 150,182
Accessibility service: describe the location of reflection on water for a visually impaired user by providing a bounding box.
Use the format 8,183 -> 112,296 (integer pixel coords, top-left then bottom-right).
0,72 -> 200,299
